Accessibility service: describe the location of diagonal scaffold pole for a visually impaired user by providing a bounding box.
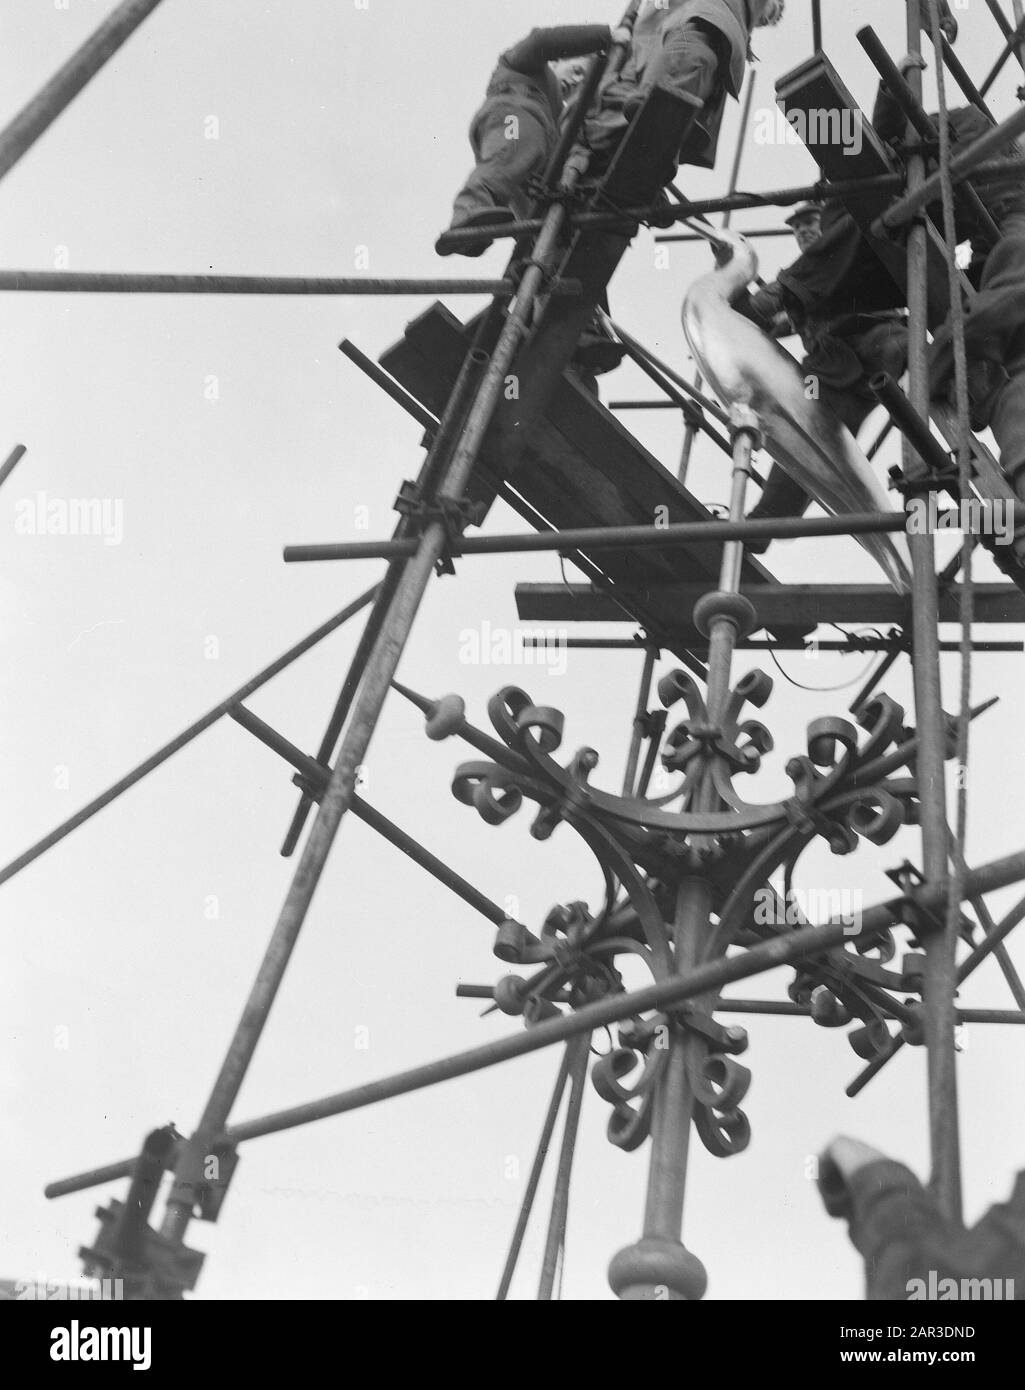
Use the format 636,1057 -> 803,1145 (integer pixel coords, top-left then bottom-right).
848,887 -> 1025,1097
154,10 -> 643,1255
276,36 -> 618,860
901,0 -> 962,1227
0,586 -> 379,888
278,339 -> 491,857
227,702 -> 513,928
496,1045 -> 575,1301
0,0 -> 167,184
537,1034 -> 591,1300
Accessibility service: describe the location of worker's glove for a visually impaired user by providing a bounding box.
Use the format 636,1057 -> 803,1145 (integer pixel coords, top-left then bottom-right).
898,53 -> 928,76
817,1135 -> 890,1219
610,26 -> 632,48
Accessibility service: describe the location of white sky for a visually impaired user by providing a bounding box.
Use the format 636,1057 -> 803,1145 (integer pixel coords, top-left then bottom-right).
2,0 -> 1024,1301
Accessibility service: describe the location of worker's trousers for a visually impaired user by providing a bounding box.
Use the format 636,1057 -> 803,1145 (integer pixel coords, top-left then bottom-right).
585,19 -> 720,162
448,96 -> 555,228
983,215 -> 1025,503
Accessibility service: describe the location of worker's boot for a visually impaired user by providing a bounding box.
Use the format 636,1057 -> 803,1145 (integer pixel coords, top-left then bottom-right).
435,206 -> 516,258
744,467 -> 811,554
572,318 -> 627,377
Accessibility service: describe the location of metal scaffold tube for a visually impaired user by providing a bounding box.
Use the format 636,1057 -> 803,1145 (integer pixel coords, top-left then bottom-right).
902,0 -> 961,1226
0,271 -> 580,298
17,0 -> 1025,1310
155,3 -> 638,1241
0,0 -> 167,184
44,850 -> 1025,1204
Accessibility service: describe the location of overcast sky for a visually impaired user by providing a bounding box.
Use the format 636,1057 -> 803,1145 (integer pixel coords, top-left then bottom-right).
2,0 -> 1024,1301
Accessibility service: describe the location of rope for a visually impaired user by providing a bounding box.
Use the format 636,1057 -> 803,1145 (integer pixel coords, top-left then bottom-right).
928,1 -> 976,947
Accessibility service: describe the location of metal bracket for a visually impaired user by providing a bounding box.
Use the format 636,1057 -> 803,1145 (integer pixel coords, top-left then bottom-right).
885,860 -> 946,938
195,1142 -> 241,1223
674,1004 -> 748,1055
888,461 -> 959,499
393,481 -> 487,575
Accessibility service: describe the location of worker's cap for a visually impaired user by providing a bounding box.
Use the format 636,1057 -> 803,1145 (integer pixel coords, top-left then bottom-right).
785,201 -> 824,228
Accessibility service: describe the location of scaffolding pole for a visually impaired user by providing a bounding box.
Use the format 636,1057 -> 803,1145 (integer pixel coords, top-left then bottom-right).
0,0 -> 166,184
902,0 -> 961,1225
44,849 -> 1025,1202
153,2 -> 639,1243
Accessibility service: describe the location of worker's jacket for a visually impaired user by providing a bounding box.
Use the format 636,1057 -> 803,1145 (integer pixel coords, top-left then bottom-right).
930,215 -> 1025,426
632,0 -> 752,98
483,25 -> 611,130
872,86 -> 1025,267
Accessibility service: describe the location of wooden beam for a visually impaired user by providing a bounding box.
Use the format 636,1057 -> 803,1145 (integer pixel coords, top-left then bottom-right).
515,582 -> 1025,628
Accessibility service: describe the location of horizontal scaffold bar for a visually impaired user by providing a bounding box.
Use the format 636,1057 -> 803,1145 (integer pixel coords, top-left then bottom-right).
0,271 -> 581,297
42,849 -> 1025,1200
433,160 -> 1025,250
877,105 -> 1025,233
515,582 -> 1025,627
283,513 -> 917,564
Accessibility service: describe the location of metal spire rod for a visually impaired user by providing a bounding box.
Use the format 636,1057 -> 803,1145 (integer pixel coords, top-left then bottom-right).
44,849 -> 1025,1202
902,0 -> 961,1227
0,0 -> 167,184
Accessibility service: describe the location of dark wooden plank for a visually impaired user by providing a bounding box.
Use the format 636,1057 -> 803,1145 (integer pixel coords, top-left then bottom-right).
516,581 -> 1025,627
380,302 -> 786,607
775,53 -> 957,327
